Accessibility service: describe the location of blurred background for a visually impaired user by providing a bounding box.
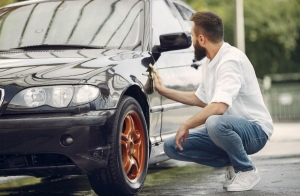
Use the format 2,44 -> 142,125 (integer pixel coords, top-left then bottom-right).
1,0 -> 300,122
183,0 -> 300,122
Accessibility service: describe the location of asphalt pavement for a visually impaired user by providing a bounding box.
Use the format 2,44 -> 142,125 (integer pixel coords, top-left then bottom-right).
140,122 -> 300,196
0,123 -> 299,196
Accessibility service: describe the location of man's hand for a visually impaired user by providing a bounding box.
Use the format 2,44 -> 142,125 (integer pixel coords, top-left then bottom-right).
175,123 -> 190,151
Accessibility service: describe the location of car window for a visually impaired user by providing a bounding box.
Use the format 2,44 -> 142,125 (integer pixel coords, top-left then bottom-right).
0,0 -> 144,50
173,3 -> 193,21
152,0 -> 183,46
173,2 -> 194,32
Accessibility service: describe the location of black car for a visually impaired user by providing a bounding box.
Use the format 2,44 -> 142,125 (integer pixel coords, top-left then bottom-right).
0,0 -> 202,195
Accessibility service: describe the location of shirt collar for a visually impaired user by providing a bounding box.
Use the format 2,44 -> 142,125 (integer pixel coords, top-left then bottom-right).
207,42 -> 226,66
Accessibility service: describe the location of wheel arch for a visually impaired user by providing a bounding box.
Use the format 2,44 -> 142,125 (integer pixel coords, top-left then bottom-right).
123,85 -> 150,132
123,85 -> 152,156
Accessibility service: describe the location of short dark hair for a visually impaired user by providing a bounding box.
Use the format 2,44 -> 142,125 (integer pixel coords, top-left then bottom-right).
190,11 -> 224,43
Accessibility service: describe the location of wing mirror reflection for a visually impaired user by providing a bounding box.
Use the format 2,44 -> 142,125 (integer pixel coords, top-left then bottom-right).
152,32 -> 192,53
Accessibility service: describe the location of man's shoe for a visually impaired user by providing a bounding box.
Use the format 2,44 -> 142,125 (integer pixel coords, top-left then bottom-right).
227,167 -> 260,192
223,166 -> 235,189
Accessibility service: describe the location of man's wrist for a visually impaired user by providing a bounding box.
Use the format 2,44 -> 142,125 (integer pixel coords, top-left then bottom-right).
157,86 -> 167,95
181,122 -> 191,130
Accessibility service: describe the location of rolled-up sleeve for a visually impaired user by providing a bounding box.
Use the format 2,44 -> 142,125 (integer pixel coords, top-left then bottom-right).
211,60 -> 242,108
195,82 -> 207,104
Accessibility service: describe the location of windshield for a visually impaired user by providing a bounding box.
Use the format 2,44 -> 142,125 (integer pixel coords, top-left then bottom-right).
0,0 -> 144,51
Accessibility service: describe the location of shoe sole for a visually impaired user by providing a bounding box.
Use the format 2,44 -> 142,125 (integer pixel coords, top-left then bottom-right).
223,182 -> 231,189
227,176 -> 260,192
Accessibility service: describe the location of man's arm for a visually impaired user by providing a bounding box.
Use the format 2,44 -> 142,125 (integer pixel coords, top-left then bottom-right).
152,71 -> 226,150
175,102 -> 228,150
153,73 -> 206,107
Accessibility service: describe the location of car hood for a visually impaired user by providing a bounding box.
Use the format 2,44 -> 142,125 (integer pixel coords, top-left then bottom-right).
0,49 -> 147,88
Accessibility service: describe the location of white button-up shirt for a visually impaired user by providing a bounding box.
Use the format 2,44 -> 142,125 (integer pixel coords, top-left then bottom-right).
195,42 -> 274,138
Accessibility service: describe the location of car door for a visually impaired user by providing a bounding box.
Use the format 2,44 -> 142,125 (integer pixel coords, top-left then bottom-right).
151,0 -> 202,141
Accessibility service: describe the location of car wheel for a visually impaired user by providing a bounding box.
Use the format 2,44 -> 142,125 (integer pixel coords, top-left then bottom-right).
88,96 -> 149,196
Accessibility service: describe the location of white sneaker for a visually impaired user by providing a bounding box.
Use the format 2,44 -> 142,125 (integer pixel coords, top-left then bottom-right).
223,166 -> 235,189
227,167 -> 260,192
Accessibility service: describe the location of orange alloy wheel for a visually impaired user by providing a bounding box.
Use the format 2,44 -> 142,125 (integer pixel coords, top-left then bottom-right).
121,110 -> 146,183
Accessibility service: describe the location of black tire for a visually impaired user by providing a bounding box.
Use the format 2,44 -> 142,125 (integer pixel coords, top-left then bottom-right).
88,96 -> 149,196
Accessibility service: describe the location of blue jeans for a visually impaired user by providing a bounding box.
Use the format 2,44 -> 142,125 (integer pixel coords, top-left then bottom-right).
164,115 -> 268,173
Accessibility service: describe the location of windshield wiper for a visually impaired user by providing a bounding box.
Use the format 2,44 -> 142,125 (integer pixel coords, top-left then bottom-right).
11,44 -> 106,50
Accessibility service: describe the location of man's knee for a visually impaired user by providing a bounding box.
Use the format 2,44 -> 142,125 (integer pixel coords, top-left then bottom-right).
205,115 -> 224,136
205,115 -> 221,129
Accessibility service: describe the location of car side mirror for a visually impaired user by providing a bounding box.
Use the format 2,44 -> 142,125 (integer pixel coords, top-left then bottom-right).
152,32 -> 191,53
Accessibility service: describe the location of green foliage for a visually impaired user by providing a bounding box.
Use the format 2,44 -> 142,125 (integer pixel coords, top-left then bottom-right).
0,0 -> 17,7
184,0 -> 235,45
244,0 -> 300,77
183,0 -> 300,78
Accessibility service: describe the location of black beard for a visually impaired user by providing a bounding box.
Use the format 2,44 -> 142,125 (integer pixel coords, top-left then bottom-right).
194,42 -> 206,61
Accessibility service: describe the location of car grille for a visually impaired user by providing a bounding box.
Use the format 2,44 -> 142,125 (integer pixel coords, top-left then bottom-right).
0,88 -> 4,107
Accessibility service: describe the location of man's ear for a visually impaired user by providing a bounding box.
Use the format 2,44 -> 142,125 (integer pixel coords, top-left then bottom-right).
198,34 -> 205,45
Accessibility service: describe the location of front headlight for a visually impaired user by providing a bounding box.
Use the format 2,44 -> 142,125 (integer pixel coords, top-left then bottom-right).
52,86 -> 74,107
24,88 -> 47,107
71,85 -> 100,105
8,85 -> 100,109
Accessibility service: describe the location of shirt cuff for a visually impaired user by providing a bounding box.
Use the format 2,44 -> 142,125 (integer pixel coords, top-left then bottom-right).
195,90 -> 207,104
211,91 -> 233,107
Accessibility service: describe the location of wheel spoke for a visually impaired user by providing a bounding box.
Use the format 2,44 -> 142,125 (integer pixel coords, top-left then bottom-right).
128,114 -> 140,142
123,116 -> 133,137
124,157 -> 132,174
128,156 -> 138,180
121,133 -> 129,144
132,139 -> 141,166
121,141 -> 130,169
131,128 -> 140,142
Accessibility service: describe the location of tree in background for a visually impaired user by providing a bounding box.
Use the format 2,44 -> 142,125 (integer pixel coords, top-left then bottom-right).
184,0 -> 300,78
0,0 -> 26,7
184,0 -> 235,44
1,0 -> 299,78
244,0 -> 300,78
0,0 -> 16,7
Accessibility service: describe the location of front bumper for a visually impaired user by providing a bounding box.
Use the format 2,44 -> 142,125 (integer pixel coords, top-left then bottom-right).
0,112 -> 107,129
0,110 -> 115,177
